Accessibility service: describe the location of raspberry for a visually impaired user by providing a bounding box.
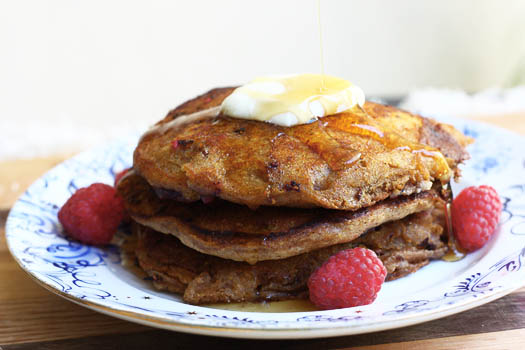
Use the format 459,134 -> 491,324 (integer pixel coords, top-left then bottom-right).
452,185 -> 502,252
307,247 -> 387,310
114,168 -> 130,187
201,195 -> 215,204
58,183 -> 125,245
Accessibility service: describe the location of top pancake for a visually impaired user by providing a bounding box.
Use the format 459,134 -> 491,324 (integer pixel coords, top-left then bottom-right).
134,87 -> 471,210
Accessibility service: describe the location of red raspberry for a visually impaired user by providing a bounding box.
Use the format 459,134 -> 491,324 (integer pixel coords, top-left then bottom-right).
58,183 -> 126,245
452,185 -> 502,252
201,195 -> 215,204
114,168 -> 130,187
307,247 -> 387,310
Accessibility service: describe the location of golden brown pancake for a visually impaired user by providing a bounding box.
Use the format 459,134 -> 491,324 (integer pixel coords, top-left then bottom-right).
134,88 -> 471,210
134,208 -> 447,304
125,86 -> 470,306
118,171 -> 446,264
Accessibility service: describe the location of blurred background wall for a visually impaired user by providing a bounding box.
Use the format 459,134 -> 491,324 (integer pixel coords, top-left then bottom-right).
1,0 -> 525,158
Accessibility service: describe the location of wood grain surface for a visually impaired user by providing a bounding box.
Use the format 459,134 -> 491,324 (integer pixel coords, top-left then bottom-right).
1,113 -> 525,349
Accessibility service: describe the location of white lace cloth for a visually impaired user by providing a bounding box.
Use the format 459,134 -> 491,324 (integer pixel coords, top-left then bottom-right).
400,86 -> 525,119
0,119 -> 147,161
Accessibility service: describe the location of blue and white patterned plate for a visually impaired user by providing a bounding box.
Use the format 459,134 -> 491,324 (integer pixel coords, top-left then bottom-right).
6,118 -> 525,339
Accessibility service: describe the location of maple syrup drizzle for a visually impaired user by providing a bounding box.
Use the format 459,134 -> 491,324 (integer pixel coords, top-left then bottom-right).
290,119 -> 362,171
317,0 -> 326,91
442,197 -> 466,262
317,106 -> 452,179
353,124 -> 384,138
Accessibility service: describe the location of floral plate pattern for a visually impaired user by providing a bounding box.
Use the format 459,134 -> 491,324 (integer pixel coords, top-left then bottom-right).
6,117 -> 525,339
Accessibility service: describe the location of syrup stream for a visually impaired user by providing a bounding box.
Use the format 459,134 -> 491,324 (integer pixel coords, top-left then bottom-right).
442,185 -> 466,262
317,0 -> 326,91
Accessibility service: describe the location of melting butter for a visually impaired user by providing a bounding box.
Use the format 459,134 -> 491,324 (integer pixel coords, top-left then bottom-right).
220,74 -> 365,127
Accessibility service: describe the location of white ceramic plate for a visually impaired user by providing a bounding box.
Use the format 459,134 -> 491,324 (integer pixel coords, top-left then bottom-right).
6,118 -> 525,339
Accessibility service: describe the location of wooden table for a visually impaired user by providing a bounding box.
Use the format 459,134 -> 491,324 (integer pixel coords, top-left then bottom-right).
2,113 -> 525,349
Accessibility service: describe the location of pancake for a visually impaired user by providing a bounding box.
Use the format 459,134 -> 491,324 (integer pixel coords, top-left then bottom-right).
118,171 -> 446,264
134,88 -> 471,210
134,207 -> 448,304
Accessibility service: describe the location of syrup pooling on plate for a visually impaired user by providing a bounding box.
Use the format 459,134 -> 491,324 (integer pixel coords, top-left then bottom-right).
220,74 -> 365,127
208,299 -> 318,313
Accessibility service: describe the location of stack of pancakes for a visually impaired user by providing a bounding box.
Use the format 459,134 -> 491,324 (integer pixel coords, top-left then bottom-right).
117,87 -> 472,305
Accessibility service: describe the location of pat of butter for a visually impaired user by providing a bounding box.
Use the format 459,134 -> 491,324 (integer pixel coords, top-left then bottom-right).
220,74 -> 365,127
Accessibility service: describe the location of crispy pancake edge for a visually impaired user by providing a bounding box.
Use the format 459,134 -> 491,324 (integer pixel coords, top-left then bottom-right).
134,208 -> 448,304
118,172 -> 445,264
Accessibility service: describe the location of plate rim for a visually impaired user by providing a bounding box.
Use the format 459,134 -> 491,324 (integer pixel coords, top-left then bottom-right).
8,247 -> 524,339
